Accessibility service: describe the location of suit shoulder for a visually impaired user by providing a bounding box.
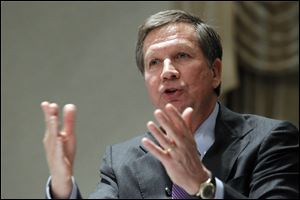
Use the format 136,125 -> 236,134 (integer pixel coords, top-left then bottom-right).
219,104 -> 298,138
241,113 -> 298,133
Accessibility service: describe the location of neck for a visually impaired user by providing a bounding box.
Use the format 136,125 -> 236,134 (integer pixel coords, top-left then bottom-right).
191,100 -> 218,134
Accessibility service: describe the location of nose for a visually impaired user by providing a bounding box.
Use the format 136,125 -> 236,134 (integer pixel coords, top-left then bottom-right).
160,59 -> 179,81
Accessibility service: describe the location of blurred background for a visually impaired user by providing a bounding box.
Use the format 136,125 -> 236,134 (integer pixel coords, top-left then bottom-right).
1,1 -> 298,198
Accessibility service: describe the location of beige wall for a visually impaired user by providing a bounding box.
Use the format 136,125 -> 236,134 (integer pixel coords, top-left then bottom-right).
1,2 -> 174,198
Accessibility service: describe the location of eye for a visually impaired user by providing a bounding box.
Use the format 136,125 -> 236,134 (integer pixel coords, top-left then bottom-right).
176,52 -> 190,59
149,59 -> 160,66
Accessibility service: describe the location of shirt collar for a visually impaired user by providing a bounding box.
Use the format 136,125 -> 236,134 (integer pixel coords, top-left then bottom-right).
194,102 -> 219,159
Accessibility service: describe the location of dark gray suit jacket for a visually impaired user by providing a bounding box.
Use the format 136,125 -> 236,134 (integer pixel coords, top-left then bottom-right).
83,104 -> 299,198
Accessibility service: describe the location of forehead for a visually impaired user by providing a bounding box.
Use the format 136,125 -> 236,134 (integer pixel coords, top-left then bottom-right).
143,23 -> 198,56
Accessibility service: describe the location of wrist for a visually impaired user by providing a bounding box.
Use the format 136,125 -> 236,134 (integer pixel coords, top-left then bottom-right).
194,174 -> 216,199
190,170 -> 211,195
51,176 -> 73,199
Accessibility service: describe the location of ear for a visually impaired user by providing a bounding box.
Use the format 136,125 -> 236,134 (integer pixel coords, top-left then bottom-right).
211,58 -> 222,89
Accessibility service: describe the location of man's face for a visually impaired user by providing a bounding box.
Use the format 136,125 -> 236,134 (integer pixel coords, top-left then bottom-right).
143,23 -> 221,115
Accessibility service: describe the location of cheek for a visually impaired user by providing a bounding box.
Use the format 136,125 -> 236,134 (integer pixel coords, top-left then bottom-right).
145,75 -> 159,97
187,70 -> 213,92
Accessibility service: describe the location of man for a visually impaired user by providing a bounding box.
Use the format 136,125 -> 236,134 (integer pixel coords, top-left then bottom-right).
42,10 -> 299,199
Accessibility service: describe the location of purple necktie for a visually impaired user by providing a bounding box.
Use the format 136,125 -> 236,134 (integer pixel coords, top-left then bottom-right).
172,184 -> 193,199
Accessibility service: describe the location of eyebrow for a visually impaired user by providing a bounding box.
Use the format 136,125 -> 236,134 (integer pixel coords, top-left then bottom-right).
144,41 -> 195,60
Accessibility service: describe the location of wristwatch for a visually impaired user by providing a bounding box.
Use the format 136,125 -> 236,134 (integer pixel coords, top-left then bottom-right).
195,176 -> 216,199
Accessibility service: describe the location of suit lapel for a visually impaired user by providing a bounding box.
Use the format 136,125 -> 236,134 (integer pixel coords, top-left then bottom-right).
131,132 -> 172,199
202,104 -> 253,181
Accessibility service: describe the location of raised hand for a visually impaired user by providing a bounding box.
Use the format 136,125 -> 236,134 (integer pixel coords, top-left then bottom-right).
41,101 -> 77,198
142,103 -> 211,195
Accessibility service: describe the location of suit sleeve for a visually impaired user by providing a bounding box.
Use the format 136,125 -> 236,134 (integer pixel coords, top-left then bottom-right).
224,121 -> 299,199
88,145 -> 119,199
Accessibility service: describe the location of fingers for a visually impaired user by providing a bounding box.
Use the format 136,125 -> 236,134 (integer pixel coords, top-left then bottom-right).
142,137 -> 170,161
62,104 -> 76,136
144,105 -> 209,194
145,104 -> 194,160
164,104 -> 188,136
153,109 -> 178,141
49,103 -> 59,116
41,101 -> 50,128
147,121 -> 171,150
41,101 -> 49,117
41,101 -> 59,130
41,101 -> 77,139
153,104 -> 193,144
181,107 -> 193,132
49,115 -> 59,138
43,114 -> 60,155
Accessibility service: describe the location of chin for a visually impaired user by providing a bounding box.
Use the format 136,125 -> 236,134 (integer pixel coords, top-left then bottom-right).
166,101 -> 189,113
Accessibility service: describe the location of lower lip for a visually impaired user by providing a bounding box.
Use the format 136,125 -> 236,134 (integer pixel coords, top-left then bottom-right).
162,90 -> 183,102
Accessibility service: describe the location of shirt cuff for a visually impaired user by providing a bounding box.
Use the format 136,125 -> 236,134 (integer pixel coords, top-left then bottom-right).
45,176 -> 78,199
214,177 -> 224,199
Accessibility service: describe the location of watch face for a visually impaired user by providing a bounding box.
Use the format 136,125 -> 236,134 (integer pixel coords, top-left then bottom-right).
201,183 -> 215,199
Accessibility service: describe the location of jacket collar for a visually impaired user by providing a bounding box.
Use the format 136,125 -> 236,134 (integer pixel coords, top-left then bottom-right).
202,103 -> 253,181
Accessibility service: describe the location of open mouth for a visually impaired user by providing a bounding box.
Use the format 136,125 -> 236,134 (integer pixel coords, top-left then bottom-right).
164,88 -> 178,94
162,87 -> 183,101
